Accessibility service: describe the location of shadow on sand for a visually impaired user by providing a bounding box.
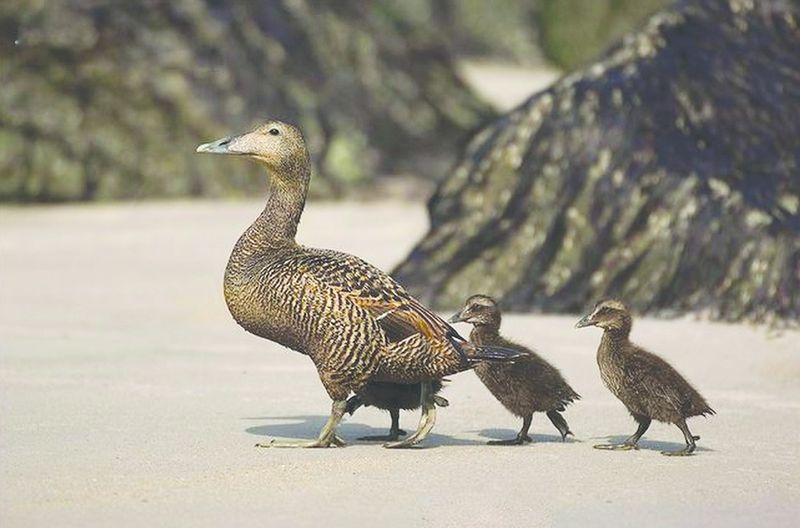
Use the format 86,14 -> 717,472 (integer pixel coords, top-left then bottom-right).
243,415 -> 486,447
590,434 -> 713,453
476,427 -> 579,444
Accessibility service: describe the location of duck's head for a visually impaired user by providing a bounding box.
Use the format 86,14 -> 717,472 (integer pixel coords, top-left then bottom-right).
448,294 -> 501,328
575,299 -> 630,330
196,120 -> 309,175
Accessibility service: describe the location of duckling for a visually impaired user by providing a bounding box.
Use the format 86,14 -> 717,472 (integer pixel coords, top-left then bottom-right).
449,295 -> 580,445
196,121 -> 522,449
576,299 -> 715,456
345,380 -> 449,441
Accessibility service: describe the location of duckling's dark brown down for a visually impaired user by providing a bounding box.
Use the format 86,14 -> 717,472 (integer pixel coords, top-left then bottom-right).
576,299 -> 715,456
345,380 -> 446,441
197,120 -> 521,448
451,295 -> 580,445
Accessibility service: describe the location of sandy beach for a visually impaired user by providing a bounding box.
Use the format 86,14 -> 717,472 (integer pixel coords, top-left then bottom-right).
1,200 -> 799,527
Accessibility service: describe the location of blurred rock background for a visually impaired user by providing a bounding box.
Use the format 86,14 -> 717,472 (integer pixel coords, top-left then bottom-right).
3,0 -> 797,324
0,0 -> 665,201
394,0 -> 800,323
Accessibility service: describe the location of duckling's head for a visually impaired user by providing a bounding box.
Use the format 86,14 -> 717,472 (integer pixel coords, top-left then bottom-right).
448,294 -> 501,328
196,120 -> 309,176
575,299 -> 631,330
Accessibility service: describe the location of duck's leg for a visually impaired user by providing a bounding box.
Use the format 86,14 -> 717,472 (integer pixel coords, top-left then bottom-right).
384,382 -> 436,448
357,408 -> 407,441
256,400 -> 347,448
661,418 -> 697,456
594,414 -> 650,451
488,414 -> 533,445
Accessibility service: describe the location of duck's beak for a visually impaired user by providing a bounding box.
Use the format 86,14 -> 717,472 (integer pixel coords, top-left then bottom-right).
574,313 -> 594,329
196,135 -> 238,155
447,310 -> 465,324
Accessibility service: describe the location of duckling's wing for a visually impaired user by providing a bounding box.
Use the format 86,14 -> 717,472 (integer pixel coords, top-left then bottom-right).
627,349 -> 701,413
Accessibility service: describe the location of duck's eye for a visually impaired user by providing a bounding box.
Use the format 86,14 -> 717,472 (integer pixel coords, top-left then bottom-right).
269,128 -> 280,136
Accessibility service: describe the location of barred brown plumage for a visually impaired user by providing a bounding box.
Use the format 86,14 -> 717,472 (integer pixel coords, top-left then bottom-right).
576,299 -> 715,456
450,295 -> 580,445
196,120 -> 523,448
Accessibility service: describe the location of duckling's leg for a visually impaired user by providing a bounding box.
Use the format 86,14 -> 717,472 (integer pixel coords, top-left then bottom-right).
256,400 -> 347,448
546,410 -> 573,441
384,383 -> 436,448
661,418 -> 697,456
594,415 -> 650,451
488,414 -> 533,445
390,408 -> 408,437
357,408 -> 407,441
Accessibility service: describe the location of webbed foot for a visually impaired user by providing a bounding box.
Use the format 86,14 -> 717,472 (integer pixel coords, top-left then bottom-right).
384,384 -> 436,449
256,400 -> 347,448
255,437 -> 341,448
488,434 -> 532,446
593,442 -> 638,451
661,445 -> 696,456
357,429 -> 406,442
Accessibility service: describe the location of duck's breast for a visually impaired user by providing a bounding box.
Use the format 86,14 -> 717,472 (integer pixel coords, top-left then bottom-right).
223,251 -> 313,354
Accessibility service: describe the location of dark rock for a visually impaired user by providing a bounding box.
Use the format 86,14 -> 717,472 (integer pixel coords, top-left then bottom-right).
394,0 -> 800,324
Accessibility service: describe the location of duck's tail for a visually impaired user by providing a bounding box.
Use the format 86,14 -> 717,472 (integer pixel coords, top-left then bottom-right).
468,344 -> 526,363
453,338 -> 526,365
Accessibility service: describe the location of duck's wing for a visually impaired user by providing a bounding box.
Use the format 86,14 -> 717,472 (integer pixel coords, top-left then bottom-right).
305,249 -> 465,348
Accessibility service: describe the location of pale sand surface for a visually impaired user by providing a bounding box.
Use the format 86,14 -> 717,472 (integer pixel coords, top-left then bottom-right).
1,201 -> 799,527
459,60 -> 560,110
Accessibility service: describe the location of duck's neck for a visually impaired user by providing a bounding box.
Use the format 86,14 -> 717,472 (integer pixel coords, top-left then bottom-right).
600,316 -> 632,349
243,163 -> 311,249
469,322 -> 501,345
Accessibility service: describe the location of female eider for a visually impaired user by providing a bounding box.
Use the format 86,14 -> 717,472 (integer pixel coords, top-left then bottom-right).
196,121 -> 521,448
450,295 -> 580,445
576,299 -> 715,456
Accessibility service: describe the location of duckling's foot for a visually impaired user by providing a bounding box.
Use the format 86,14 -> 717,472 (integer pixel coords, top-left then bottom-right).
487,434 -> 532,446
384,384 -> 436,449
357,429 -> 407,442
661,445 -> 696,457
663,419 -> 697,456
593,442 -> 638,451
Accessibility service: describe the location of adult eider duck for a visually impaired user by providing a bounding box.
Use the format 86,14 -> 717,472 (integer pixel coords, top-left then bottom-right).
196,120 -> 521,448
345,380 -> 449,441
449,295 -> 580,445
576,299 -> 715,456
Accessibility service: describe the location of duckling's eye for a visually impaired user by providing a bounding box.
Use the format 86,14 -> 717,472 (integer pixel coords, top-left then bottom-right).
269,128 -> 280,136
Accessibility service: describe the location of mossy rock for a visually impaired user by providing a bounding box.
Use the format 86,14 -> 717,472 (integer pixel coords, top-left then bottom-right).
394,0 -> 800,324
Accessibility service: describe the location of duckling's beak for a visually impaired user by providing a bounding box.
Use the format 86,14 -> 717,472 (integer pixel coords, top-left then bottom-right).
575,314 -> 594,328
447,310 -> 465,324
196,135 -> 238,155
